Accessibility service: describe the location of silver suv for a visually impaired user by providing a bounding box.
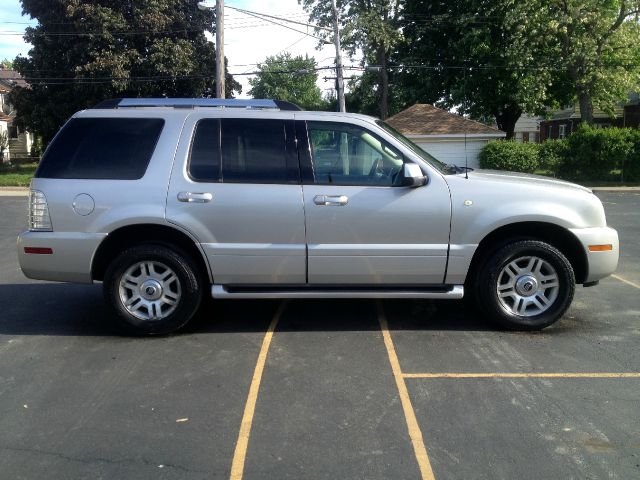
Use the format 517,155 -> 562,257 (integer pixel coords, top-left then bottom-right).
17,98 -> 619,334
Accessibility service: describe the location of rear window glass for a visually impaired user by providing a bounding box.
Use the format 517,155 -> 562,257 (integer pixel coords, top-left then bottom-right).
188,118 -> 289,183
36,118 -> 164,180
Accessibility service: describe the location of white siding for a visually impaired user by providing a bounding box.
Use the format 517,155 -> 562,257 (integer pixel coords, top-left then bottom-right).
412,139 -> 488,169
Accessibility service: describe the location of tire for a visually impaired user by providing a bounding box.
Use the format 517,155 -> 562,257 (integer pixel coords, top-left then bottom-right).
475,240 -> 575,330
103,244 -> 203,335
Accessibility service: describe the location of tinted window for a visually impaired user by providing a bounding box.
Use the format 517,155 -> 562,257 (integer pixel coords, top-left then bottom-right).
308,121 -> 404,186
189,119 -> 221,182
37,118 -> 164,180
221,119 -> 287,183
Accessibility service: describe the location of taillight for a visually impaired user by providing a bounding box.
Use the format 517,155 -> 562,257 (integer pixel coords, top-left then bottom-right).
29,189 -> 53,232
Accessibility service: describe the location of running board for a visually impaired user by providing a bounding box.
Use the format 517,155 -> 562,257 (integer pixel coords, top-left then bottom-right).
211,284 -> 464,299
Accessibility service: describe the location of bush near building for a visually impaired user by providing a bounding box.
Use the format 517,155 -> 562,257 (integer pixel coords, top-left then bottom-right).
480,125 -> 640,182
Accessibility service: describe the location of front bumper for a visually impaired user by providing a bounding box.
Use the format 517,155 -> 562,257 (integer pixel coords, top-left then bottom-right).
569,226 -> 619,283
17,231 -> 107,283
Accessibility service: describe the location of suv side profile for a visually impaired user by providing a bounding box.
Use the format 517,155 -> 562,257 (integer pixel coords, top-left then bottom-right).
18,98 -> 619,335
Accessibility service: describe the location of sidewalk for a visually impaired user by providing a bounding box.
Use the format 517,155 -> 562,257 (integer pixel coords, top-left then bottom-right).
0,187 -> 29,196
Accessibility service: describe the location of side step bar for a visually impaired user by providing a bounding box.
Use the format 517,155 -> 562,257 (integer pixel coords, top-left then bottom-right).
211,285 -> 464,299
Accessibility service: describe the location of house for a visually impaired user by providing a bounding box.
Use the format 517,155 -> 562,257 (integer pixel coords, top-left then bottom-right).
540,95 -> 640,141
513,114 -> 542,143
385,104 -> 505,169
0,68 -> 33,163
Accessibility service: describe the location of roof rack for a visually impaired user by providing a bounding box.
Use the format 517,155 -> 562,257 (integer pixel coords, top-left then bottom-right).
92,98 -> 302,111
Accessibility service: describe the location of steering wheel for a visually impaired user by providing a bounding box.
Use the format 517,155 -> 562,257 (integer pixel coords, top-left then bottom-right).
368,158 -> 386,179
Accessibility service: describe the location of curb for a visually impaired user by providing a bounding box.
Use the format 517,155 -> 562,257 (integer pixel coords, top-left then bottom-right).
591,187 -> 640,192
0,187 -> 29,197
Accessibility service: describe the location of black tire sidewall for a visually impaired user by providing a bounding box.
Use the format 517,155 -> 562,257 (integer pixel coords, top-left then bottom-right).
103,244 -> 202,335
478,240 -> 575,330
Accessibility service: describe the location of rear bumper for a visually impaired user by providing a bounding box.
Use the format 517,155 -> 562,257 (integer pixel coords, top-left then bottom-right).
569,227 -> 619,283
17,231 -> 106,283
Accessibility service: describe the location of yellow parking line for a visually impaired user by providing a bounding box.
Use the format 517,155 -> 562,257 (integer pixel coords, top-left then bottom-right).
612,274 -> 640,289
229,301 -> 288,480
377,301 -> 436,480
402,372 -> 640,379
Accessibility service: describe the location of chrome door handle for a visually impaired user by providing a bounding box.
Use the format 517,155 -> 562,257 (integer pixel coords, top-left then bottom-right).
177,191 -> 213,203
313,195 -> 348,206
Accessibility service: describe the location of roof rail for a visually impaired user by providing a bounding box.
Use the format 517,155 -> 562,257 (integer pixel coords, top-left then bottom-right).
92,98 -> 302,111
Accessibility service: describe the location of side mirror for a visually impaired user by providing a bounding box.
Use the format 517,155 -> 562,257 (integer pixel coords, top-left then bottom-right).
401,163 -> 427,187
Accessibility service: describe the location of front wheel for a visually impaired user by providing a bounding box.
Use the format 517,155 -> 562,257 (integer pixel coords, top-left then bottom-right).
103,244 -> 203,335
475,240 -> 575,330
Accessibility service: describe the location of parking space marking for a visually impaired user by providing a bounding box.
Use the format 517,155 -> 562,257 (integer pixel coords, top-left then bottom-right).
377,301 -> 436,480
612,274 -> 640,289
229,300 -> 289,480
402,373 -> 640,379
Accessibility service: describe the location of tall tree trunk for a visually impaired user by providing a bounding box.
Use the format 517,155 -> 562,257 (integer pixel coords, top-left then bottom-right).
494,104 -> 522,140
376,45 -> 389,119
577,89 -> 594,124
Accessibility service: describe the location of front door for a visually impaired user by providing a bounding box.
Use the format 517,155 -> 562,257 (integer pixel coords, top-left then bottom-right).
299,119 -> 451,285
166,113 -> 306,285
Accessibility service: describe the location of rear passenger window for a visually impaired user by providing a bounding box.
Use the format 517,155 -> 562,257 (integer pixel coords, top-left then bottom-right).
188,118 -> 292,183
221,119 -> 287,183
36,118 -> 164,180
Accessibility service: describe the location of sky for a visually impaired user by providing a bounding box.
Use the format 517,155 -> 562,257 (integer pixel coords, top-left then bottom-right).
0,0 -> 344,98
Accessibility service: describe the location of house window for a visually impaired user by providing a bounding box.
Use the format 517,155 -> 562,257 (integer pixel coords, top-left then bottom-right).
8,126 -> 18,139
559,124 -> 566,139
533,132 -> 540,143
547,125 -> 553,140
522,132 -> 530,143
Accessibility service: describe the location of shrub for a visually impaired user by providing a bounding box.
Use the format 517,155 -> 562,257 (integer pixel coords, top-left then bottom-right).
479,140 -> 540,173
538,139 -> 570,176
563,125 -> 635,181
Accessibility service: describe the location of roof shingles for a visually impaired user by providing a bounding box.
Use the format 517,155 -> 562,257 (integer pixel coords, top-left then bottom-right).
385,103 -> 502,135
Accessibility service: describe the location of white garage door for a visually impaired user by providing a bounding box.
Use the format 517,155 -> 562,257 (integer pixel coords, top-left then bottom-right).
414,140 -> 487,169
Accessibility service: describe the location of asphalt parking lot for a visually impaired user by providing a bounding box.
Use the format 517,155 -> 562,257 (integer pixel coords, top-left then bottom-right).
0,192 -> 639,480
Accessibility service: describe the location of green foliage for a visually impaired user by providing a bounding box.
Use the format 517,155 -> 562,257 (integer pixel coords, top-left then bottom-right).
479,141 -> 540,173
481,126 -> 640,182
299,0 -> 402,118
10,0 -> 241,143
0,131 -> 8,153
1,58 -> 14,69
561,125 -> 639,181
0,162 -> 38,186
510,0 -> 640,123
248,53 -> 327,111
538,139 -> 570,175
397,0 -> 572,138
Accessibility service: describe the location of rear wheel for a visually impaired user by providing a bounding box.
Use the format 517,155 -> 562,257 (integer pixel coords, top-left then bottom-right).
475,240 -> 575,330
103,244 -> 202,335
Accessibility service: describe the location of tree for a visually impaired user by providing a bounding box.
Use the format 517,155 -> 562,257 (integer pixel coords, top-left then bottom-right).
397,0 -> 572,139
1,59 -> 14,69
300,0 -> 402,119
511,0 -> 640,124
248,53 -> 327,110
9,0 -> 241,143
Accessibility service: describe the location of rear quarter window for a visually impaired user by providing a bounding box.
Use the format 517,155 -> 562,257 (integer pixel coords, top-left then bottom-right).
36,118 -> 165,180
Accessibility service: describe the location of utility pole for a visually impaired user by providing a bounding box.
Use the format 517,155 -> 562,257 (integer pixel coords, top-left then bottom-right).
331,0 -> 345,112
198,0 -> 225,98
215,0 -> 225,98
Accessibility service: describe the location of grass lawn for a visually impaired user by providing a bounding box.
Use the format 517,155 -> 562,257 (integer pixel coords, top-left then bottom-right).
0,162 -> 38,187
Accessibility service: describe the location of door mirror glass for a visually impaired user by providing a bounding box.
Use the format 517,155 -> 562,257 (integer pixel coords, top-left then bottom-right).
401,163 -> 427,187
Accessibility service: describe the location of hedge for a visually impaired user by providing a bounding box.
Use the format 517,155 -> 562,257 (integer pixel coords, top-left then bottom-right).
479,125 -> 640,182
479,140 -> 540,173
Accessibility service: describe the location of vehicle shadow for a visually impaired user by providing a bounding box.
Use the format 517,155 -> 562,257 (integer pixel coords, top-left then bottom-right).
0,283 -> 503,337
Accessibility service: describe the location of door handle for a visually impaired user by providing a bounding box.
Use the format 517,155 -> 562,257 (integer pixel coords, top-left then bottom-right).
313,195 -> 348,206
177,191 -> 213,203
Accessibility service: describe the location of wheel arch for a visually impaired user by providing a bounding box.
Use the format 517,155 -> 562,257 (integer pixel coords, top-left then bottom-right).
91,223 -> 212,283
466,221 -> 588,286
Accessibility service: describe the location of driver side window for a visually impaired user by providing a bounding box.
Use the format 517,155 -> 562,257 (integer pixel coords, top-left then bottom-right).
307,121 -> 404,186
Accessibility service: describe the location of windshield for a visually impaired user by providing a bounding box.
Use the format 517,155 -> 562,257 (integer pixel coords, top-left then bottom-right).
376,120 -> 452,174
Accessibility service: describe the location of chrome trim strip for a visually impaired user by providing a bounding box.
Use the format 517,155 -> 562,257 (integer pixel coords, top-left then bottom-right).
211,284 -> 464,299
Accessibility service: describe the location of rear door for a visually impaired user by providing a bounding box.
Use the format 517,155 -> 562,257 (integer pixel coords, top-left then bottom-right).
166,112 -> 306,285
298,118 -> 452,285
